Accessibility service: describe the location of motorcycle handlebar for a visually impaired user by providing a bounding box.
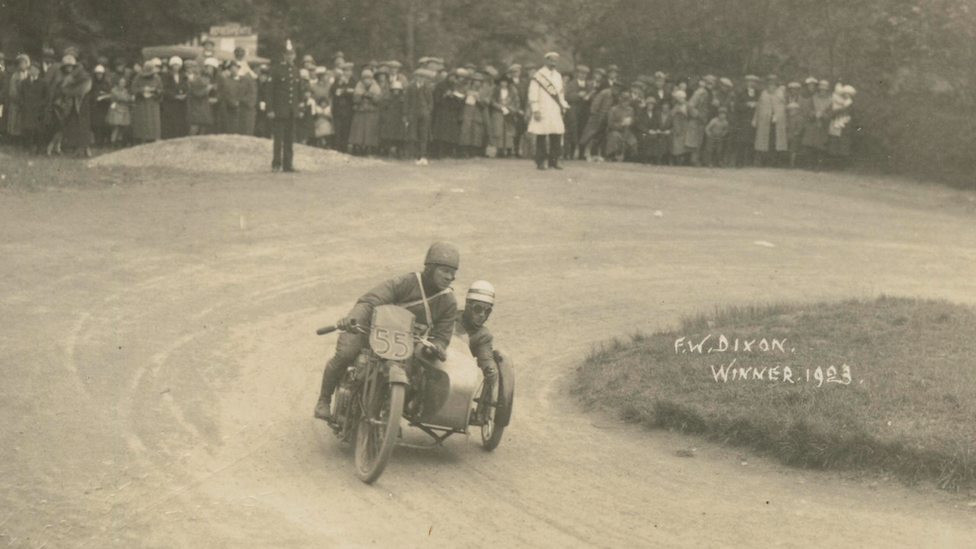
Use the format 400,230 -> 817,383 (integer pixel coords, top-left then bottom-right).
316,319 -> 362,336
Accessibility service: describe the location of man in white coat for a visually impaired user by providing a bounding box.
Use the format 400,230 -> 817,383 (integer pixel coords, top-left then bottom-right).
528,52 -> 571,170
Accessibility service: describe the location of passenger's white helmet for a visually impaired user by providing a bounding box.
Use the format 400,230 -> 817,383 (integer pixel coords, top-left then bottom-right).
466,280 -> 495,305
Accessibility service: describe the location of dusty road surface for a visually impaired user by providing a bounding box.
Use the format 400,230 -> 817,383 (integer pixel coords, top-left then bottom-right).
2,159 -> 975,549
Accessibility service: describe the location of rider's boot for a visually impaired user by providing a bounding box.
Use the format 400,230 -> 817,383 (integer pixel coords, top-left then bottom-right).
314,358 -> 345,421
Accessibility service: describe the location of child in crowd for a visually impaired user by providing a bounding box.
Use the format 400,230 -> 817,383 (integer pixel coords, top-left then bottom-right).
703,106 -> 730,167
106,76 -> 132,147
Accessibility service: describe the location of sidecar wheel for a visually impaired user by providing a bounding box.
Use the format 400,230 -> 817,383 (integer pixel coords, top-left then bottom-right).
480,383 -> 505,451
355,383 -> 404,484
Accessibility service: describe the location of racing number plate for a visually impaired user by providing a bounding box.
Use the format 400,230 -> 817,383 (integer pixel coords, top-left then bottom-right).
369,305 -> 416,361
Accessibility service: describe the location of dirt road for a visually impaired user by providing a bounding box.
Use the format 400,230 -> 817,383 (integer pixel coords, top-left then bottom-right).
2,160 -> 975,548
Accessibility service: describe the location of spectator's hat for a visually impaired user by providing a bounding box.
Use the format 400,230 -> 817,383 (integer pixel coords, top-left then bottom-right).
234,46 -> 247,57
672,89 -> 686,100
429,57 -> 445,66
842,85 -> 856,96
654,71 -> 666,79
463,62 -> 476,71
204,57 -> 220,69
303,54 -> 316,65
149,57 -> 162,67
418,56 -> 432,65
804,76 -> 818,85
744,74 -> 760,82
787,81 -> 801,89
703,74 -> 717,85
42,46 -> 56,60
94,64 -> 106,74
607,64 -> 620,73
507,63 -> 521,74
523,62 -> 538,71
169,56 -> 183,67
575,65 -> 590,74
454,67 -> 470,78
719,77 -> 733,87
63,45 -> 80,58
16,53 -> 31,66
203,38 -> 215,47
315,66 -> 327,75
369,59 -> 380,69
184,59 -> 198,69
341,61 -> 355,70
361,68 -> 374,78
630,80 -> 646,90
414,68 -> 435,79
387,60 -> 402,69
593,67 -> 607,77
787,102 -> 800,110
376,65 -> 390,75
818,79 -> 830,89
333,51 -> 344,59
482,65 -> 498,78
766,73 -> 778,81
61,54 -> 77,66
544,51 -> 559,60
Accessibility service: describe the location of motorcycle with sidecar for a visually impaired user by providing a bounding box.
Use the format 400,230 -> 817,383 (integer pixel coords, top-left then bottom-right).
316,304 -> 515,484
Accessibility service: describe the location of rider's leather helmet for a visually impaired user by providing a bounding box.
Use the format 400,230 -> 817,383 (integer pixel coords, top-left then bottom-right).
466,281 -> 495,305
424,242 -> 460,270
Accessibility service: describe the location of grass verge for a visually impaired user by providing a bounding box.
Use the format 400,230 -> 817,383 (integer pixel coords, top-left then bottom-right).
573,296 -> 976,490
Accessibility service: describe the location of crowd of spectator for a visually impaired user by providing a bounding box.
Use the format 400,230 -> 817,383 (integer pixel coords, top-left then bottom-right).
0,42 -> 858,170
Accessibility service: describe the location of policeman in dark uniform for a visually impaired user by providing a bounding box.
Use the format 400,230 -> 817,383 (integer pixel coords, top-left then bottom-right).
267,40 -> 304,172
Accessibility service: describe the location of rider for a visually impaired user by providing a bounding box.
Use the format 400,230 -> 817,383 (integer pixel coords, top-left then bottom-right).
314,242 -> 460,420
455,280 -> 499,394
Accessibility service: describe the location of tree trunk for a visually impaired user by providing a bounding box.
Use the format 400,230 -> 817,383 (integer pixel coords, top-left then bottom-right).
405,0 -> 416,70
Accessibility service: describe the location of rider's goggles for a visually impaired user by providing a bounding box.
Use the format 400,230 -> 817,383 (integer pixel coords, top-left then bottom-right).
470,303 -> 493,315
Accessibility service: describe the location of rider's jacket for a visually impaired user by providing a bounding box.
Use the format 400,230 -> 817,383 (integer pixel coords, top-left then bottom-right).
349,272 -> 457,349
454,310 -> 496,373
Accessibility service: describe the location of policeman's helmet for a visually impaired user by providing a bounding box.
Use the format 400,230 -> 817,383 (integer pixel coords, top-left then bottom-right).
424,242 -> 460,270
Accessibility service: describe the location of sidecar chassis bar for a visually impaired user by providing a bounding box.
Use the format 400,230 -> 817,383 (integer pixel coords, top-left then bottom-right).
399,422 -> 467,448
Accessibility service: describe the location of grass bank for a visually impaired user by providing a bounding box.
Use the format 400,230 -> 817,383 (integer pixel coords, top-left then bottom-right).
573,296 -> 976,490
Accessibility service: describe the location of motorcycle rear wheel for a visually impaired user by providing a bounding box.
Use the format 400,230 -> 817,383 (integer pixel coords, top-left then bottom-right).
355,383 -> 404,484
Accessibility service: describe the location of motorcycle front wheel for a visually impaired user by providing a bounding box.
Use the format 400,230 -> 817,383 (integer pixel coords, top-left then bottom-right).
355,383 -> 404,484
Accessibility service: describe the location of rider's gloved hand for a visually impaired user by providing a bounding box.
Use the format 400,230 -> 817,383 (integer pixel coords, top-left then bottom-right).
336,316 -> 357,331
482,364 -> 498,384
420,343 -> 447,362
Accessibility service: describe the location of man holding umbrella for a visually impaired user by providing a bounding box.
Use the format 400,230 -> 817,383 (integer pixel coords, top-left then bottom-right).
267,39 -> 304,172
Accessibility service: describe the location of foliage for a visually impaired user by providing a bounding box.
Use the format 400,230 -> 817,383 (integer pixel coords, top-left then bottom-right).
1,0 -> 973,184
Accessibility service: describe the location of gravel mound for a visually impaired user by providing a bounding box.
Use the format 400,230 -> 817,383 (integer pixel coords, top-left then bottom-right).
88,135 -> 380,172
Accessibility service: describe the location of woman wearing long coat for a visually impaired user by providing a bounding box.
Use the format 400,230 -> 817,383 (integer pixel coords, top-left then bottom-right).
489,76 -> 521,155
670,90 -> 690,163
5,55 -> 30,138
59,64 -> 93,154
458,74 -> 489,154
579,85 -> 615,159
635,97 -> 671,164
431,73 -> 464,157
130,66 -> 162,142
348,70 -> 383,152
685,84 -> 710,164
186,64 -> 214,135
605,94 -> 637,161
18,64 -> 48,152
90,67 -> 113,144
801,80 -> 832,154
752,76 -> 788,162
161,62 -> 188,139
